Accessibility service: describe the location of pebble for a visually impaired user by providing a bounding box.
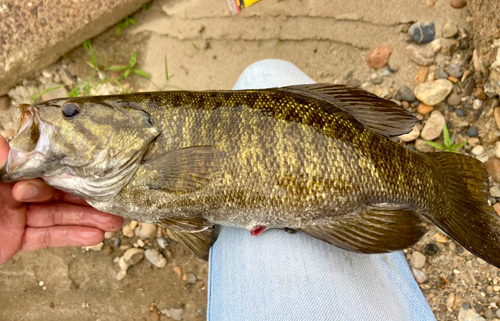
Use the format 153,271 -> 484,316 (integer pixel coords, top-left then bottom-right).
345,79 -> 360,87
366,45 -> 393,69
494,108 -> 500,130
417,103 -> 433,115
447,293 -> 456,311
412,268 -> 427,283
494,142 -> 500,158
130,221 -> 138,230
456,108 -> 465,117
398,126 -> 420,142
161,308 -> 184,321
84,242 -> 104,251
442,21 -> 459,38
447,93 -> 461,106
414,79 -> 453,105
116,270 -> 127,281
440,39 -> 460,56
458,306 -> 486,321
430,38 -> 441,53
421,111 -> 445,140
406,44 -> 435,65
410,251 -> 426,268
114,237 -> 121,247
137,239 -> 146,247
173,266 -> 182,278
491,185 -> 500,198
343,67 -> 356,80
450,0 -> 467,9
118,256 -> 130,271
425,243 -> 439,255
433,233 -> 448,243
448,76 -> 458,83
414,66 -> 429,84
415,138 -> 434,152
464,78 -> 476,96
472,99 -> 483,110
186,273 -> 197,284
157,237 -> 168,249
476,304 -> 484,313
123,248 -> 145,265
468,137 -> 479,146
486,158 -> 500,183
473,88 -> 487,100
145,249 -> 167,268
122,225 -> 134,238
485,308 -> 494,319
139,223 -> 157,239
408,21 -> 436,43
395,86 -> 416,102
445,64 -> 464,78
497,309 -> 500,318
435,69 -> 449,80
60,69 -> 76,86
466,126 -> 479,137
471,145 -> 485,156
378,65 -> 396,77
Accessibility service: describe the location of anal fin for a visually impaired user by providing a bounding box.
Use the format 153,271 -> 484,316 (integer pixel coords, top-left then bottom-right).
300,205 -> 428,253
159,217 -> 219,260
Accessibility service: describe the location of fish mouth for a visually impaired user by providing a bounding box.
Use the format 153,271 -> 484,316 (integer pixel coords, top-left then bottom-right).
1,104 -> 56,182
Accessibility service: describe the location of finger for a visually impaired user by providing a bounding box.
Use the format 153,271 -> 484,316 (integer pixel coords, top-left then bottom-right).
20,226 -> 105,251
13,179 -> 89,205
26,203 -> 124,231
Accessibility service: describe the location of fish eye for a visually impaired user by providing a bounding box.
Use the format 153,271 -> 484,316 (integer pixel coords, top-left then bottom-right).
62,103 -> 81,118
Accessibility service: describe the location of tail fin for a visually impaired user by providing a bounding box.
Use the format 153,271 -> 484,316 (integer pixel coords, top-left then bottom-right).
425,152 -> 500,268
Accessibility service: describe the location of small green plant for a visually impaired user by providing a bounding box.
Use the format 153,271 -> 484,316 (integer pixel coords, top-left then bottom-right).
29,85 -> 63,102
424,123 -> 467,153
116,16 -> 136,35
108,51 -> 150,80
152,56 -> 179,91
275,32 -> 282,53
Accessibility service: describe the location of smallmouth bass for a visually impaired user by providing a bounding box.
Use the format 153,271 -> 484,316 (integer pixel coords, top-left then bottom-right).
2,84 -> 500,266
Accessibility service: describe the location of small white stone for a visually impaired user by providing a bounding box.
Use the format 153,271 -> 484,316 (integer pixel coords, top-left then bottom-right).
145,249 -> 167,268
139,223 -> 157,239
415,138 -> 434,152
468,137 -> 479,147
410,251 -> 426,268
420,111 -> 445,140
130,221 -> 138,230
398,126 -> 421,142
42,70 -> 52,78
84,242 -> 104,251
116,270 -> 127,281
118,256 -> 130,271
473,99 -> 483,110
137,239 -> 146,248
430,38 -> 441,53
104,231 -> 114,239
494,142 -> 500,158
471,145 -> 485,156
39,281 -> 45,287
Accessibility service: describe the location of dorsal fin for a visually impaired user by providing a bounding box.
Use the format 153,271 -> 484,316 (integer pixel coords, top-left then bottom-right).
279,84 -> 417,137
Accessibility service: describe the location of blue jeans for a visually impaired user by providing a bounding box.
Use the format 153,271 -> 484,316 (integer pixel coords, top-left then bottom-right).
207,60 -> 436,321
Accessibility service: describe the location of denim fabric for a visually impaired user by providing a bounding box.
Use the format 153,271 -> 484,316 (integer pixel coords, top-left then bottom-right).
207,59 -> 436,321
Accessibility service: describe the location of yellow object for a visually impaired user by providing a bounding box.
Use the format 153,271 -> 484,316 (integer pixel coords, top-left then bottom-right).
227,0 -> 261,15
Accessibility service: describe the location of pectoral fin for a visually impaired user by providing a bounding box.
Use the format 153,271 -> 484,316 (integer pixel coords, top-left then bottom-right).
300,205 -> 427,253
138,146 -> 223,193
159,217 -> 219,260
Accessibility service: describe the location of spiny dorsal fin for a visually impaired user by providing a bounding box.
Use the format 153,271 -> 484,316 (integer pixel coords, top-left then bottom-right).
159,218 -> 219,260
279,84 -> 417,137
300,205 -> 427,253
137,146 -> 223,193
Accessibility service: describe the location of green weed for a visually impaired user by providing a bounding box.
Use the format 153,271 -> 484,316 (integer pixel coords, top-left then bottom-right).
424,123 -> 466,153
116,16 -> 136,35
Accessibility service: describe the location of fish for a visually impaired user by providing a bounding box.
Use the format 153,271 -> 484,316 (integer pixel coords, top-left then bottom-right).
2,84 -> 500,266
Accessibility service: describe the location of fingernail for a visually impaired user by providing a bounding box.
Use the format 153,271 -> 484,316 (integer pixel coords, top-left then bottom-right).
21,184 -> 38,200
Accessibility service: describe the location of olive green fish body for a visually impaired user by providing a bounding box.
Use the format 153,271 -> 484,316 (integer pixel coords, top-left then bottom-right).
3,84 -> 500,265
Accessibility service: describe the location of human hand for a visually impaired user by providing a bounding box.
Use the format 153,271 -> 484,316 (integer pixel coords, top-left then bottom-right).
0,135 -> 124,265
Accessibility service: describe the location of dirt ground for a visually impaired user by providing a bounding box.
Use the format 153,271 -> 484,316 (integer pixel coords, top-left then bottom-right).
1,0 -> 497,320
